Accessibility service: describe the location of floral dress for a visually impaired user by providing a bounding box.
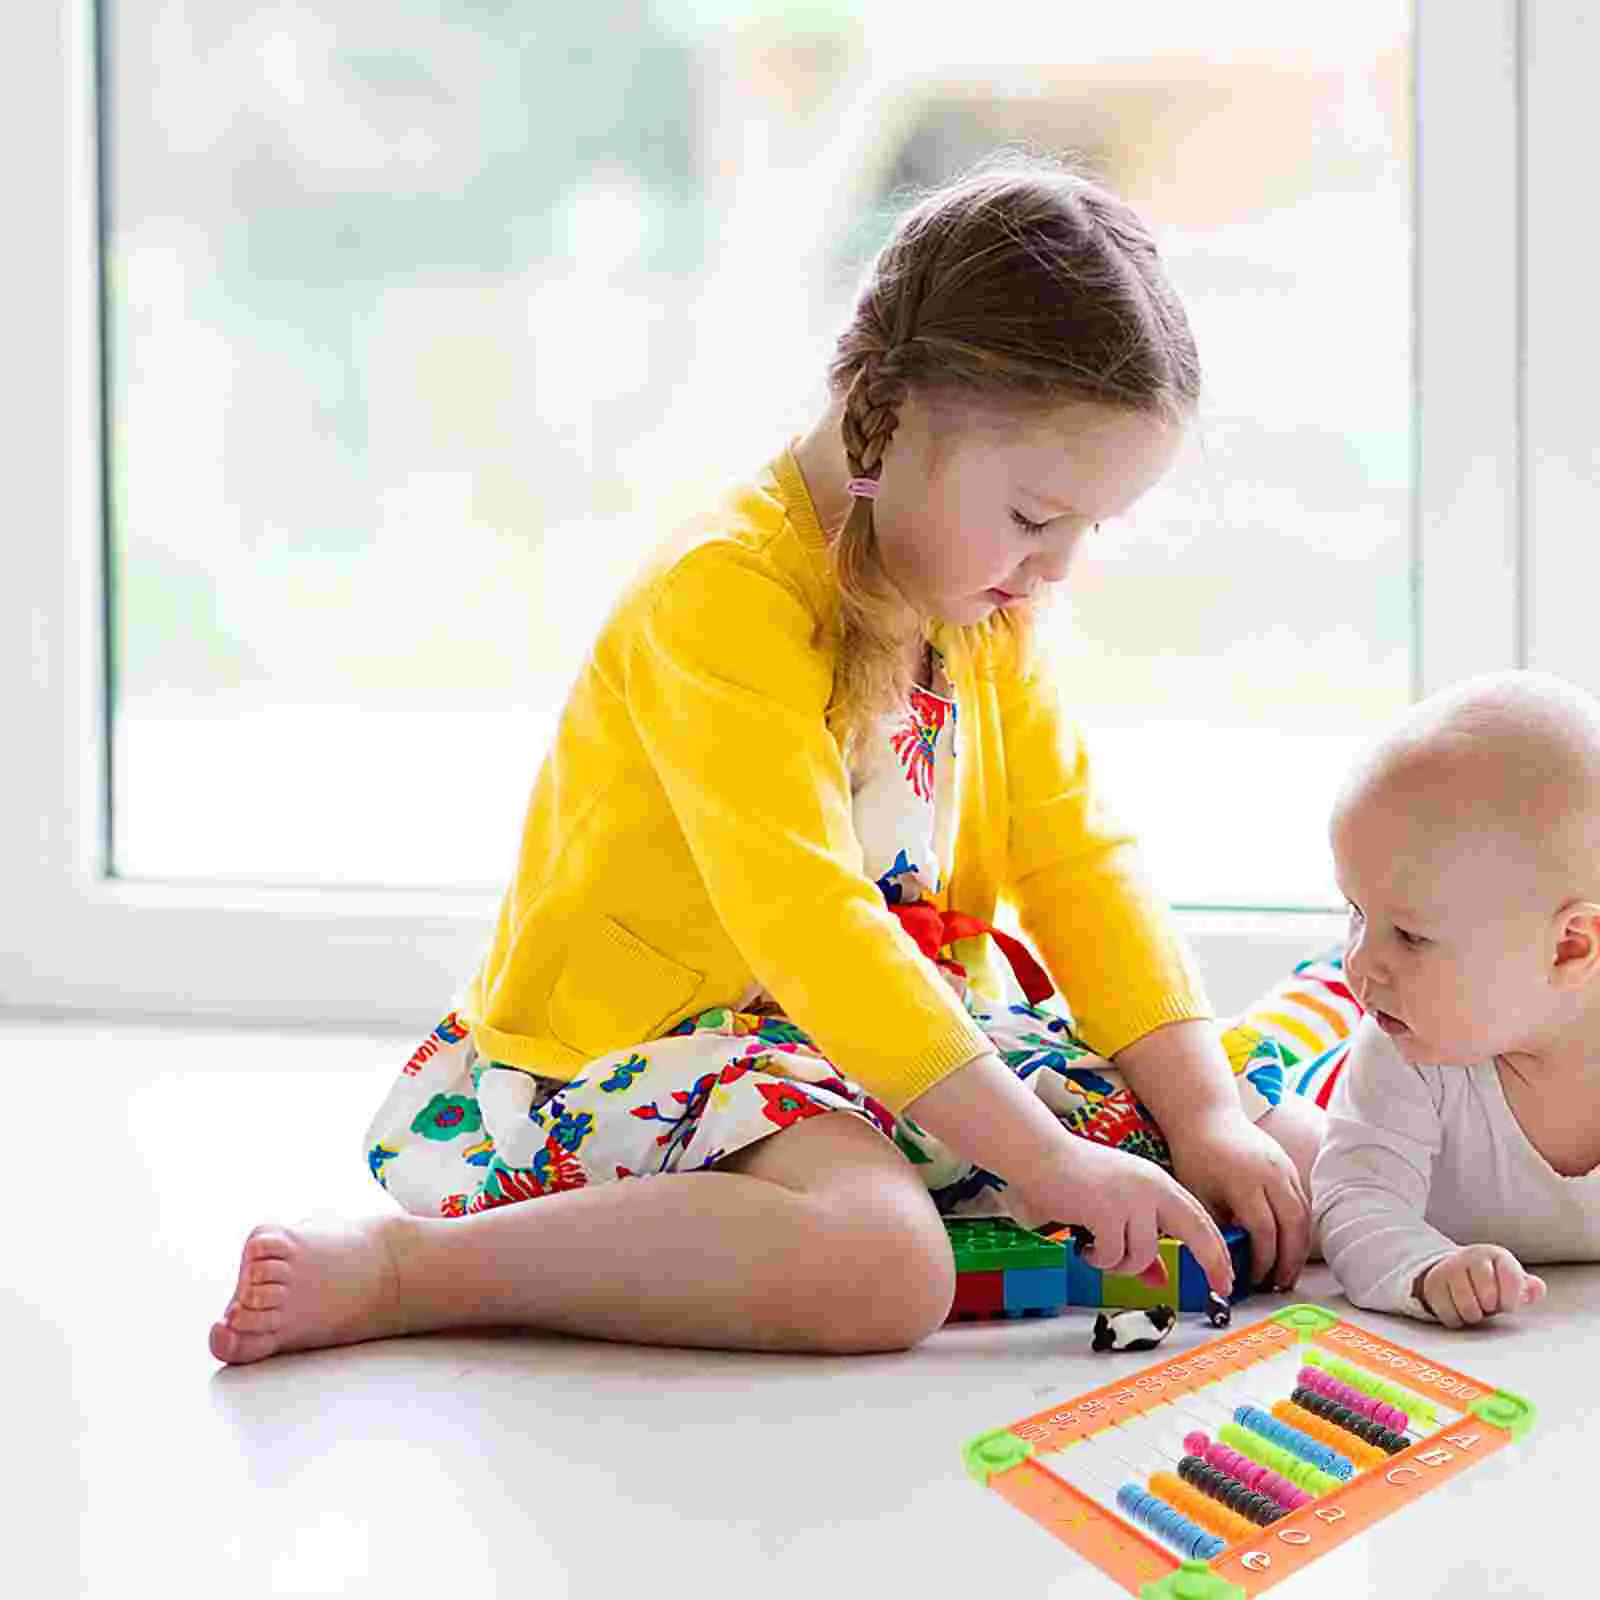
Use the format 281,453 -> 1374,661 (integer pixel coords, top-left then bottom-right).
361,652 -> 1314,1223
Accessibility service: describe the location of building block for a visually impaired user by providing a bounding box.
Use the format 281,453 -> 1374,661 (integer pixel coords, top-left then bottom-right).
946,1216 -> 1066,1274
948,1269 -> 1006,1321
945,1218 -> 1256,1322
1176,1233 -> 1210,1312
1050,1223 -> 1252,1311
1065,1235 -> 1104,1306
1178,1225 -> 1253,1310
1003,1265 -> 1071,1316
1098,1237 -> 1181,1312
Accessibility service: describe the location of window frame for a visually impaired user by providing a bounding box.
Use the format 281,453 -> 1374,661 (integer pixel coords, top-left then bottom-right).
3,1 -> 1546,1025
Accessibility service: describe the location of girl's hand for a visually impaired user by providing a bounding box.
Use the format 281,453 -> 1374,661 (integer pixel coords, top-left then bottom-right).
1011,1136 -> 1236,1298
1167,1110 -> 1311,1293
1415,1245 -> 1547,1329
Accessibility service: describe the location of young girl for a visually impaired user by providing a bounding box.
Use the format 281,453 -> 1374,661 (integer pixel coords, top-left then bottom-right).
211,160 -> 1327,1367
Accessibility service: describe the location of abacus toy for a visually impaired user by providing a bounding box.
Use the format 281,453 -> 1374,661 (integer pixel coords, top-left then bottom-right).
961,1302 -> 1535,1597
945,1217 -> 1255,1322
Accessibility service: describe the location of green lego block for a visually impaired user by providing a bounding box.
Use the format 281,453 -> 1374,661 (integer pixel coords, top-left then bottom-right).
1140,1560 -> 1246,1600
1099,1237 -> 1182,1311
1469,1387 -> 1537,1442
961,1426 -> 1034,1485
945,1216 -> 1066,1274
1272,1302 -> 1341,1339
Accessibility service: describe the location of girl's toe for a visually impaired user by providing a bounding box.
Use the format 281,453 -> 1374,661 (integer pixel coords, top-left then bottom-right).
210,1320 -> 278,1366
244,1255 -> 294,1287
244,1228 -> 293,1262
240,1282 -> 289,1312
225,1305 -> 282,1335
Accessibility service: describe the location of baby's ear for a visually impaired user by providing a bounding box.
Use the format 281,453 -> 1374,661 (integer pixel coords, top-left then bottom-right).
1550,901 -> 1600,988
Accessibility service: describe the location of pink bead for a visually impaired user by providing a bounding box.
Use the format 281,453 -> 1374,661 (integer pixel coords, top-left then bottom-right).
1208,1443 -> 1309,1511
1298,1365 -> 1409,1433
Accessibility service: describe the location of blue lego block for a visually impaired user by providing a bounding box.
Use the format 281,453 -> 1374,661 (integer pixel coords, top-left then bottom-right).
1065,1238 -> 1104,1306
1177,1225 -> 1255,1310
1177,1236 -> 1210,1312
1225,1225 -> 1253,1302
1003,1265 -> 1070,1316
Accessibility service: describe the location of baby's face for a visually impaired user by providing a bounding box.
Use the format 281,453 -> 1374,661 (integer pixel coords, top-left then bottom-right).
1330,794 -> 1561,1064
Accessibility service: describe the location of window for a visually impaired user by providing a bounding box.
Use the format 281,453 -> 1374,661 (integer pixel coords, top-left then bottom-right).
105,4 -> 1411,907
11,2 -> 1583,1023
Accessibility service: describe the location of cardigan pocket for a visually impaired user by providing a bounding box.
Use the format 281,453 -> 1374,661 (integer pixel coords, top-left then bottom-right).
547,914 -> 704,1060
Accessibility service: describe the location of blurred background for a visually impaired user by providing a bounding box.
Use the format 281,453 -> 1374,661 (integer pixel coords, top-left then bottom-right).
105,0 -> 1411,908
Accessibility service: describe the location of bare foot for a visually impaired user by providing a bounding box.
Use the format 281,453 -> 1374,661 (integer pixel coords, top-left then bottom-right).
209,1217 -> 409,1366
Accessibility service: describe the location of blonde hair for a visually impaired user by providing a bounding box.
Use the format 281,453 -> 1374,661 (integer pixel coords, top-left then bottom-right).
824,156 -> 1201,749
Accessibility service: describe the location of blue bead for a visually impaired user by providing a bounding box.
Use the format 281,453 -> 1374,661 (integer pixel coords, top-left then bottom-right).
1234,1405 -> 1353,1479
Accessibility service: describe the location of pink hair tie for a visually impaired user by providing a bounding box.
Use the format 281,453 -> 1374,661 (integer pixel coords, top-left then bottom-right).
846,476 -> 881,500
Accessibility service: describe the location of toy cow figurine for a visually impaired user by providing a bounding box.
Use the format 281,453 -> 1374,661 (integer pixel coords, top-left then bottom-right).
1091,1304 -> 1177,1353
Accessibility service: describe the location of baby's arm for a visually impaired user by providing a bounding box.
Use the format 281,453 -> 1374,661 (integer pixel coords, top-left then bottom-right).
1310,1019 -> 1459,1319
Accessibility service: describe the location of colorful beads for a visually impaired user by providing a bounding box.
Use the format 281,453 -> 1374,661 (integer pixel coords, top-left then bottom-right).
1297,1363 -> 1410,1433
1183,1429 -> 1311,1512
1117,1481 -> 1226,1561
1150,1469 -> 1258,1545
1235,1404 -> 1355,1479
1290,1386 -> 1409,1455
1272,1399 -> 1387,1470
1096,1340 -> 1446,1571
1302,1346 -> 1438,1429
1218,1420 -> 1341,1496
1177,1452 -> 1285,1525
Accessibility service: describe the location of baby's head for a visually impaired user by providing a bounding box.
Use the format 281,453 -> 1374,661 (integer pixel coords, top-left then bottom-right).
1330,670 -> 1600,1065
821,158 -> 1198,739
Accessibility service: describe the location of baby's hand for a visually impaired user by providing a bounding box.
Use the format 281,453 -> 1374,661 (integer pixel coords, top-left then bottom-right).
1415,1244 -> 1548,1328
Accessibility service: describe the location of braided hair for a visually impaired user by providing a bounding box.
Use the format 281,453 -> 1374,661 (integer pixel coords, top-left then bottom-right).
822,156 -> 1200,751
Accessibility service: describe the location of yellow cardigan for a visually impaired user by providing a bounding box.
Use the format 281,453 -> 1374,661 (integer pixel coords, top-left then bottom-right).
461,446 -> 1211,1113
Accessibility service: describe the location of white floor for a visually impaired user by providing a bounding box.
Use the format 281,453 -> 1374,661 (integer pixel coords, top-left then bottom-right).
14,1013 -> 1592,1600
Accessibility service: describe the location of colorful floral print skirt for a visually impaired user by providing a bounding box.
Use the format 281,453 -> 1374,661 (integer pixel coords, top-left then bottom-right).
361,976 -> 1347,1223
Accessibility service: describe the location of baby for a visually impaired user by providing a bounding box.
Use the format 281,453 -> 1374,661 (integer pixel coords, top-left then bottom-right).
1312,669 -> 1600,1327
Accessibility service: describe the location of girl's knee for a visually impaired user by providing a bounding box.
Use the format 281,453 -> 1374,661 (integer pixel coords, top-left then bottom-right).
719,1110 -> 955,1350
824,1215 -> 955,1352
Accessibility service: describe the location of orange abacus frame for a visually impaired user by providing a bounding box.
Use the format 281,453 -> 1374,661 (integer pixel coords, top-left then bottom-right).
961,1303 -> 1536,1599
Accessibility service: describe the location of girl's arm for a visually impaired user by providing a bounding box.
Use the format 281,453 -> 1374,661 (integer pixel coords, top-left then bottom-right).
905,1046 -> 1236,1292
995,646 -> 1309,1284
1110,1016 -> 1237,1134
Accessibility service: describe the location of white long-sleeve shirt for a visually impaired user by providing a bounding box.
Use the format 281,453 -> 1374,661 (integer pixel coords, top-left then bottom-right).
1310,1015 -> 1600,1320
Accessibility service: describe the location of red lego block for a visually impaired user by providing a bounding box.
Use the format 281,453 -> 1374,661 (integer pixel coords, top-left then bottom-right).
947,1269 -> 1006,1322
